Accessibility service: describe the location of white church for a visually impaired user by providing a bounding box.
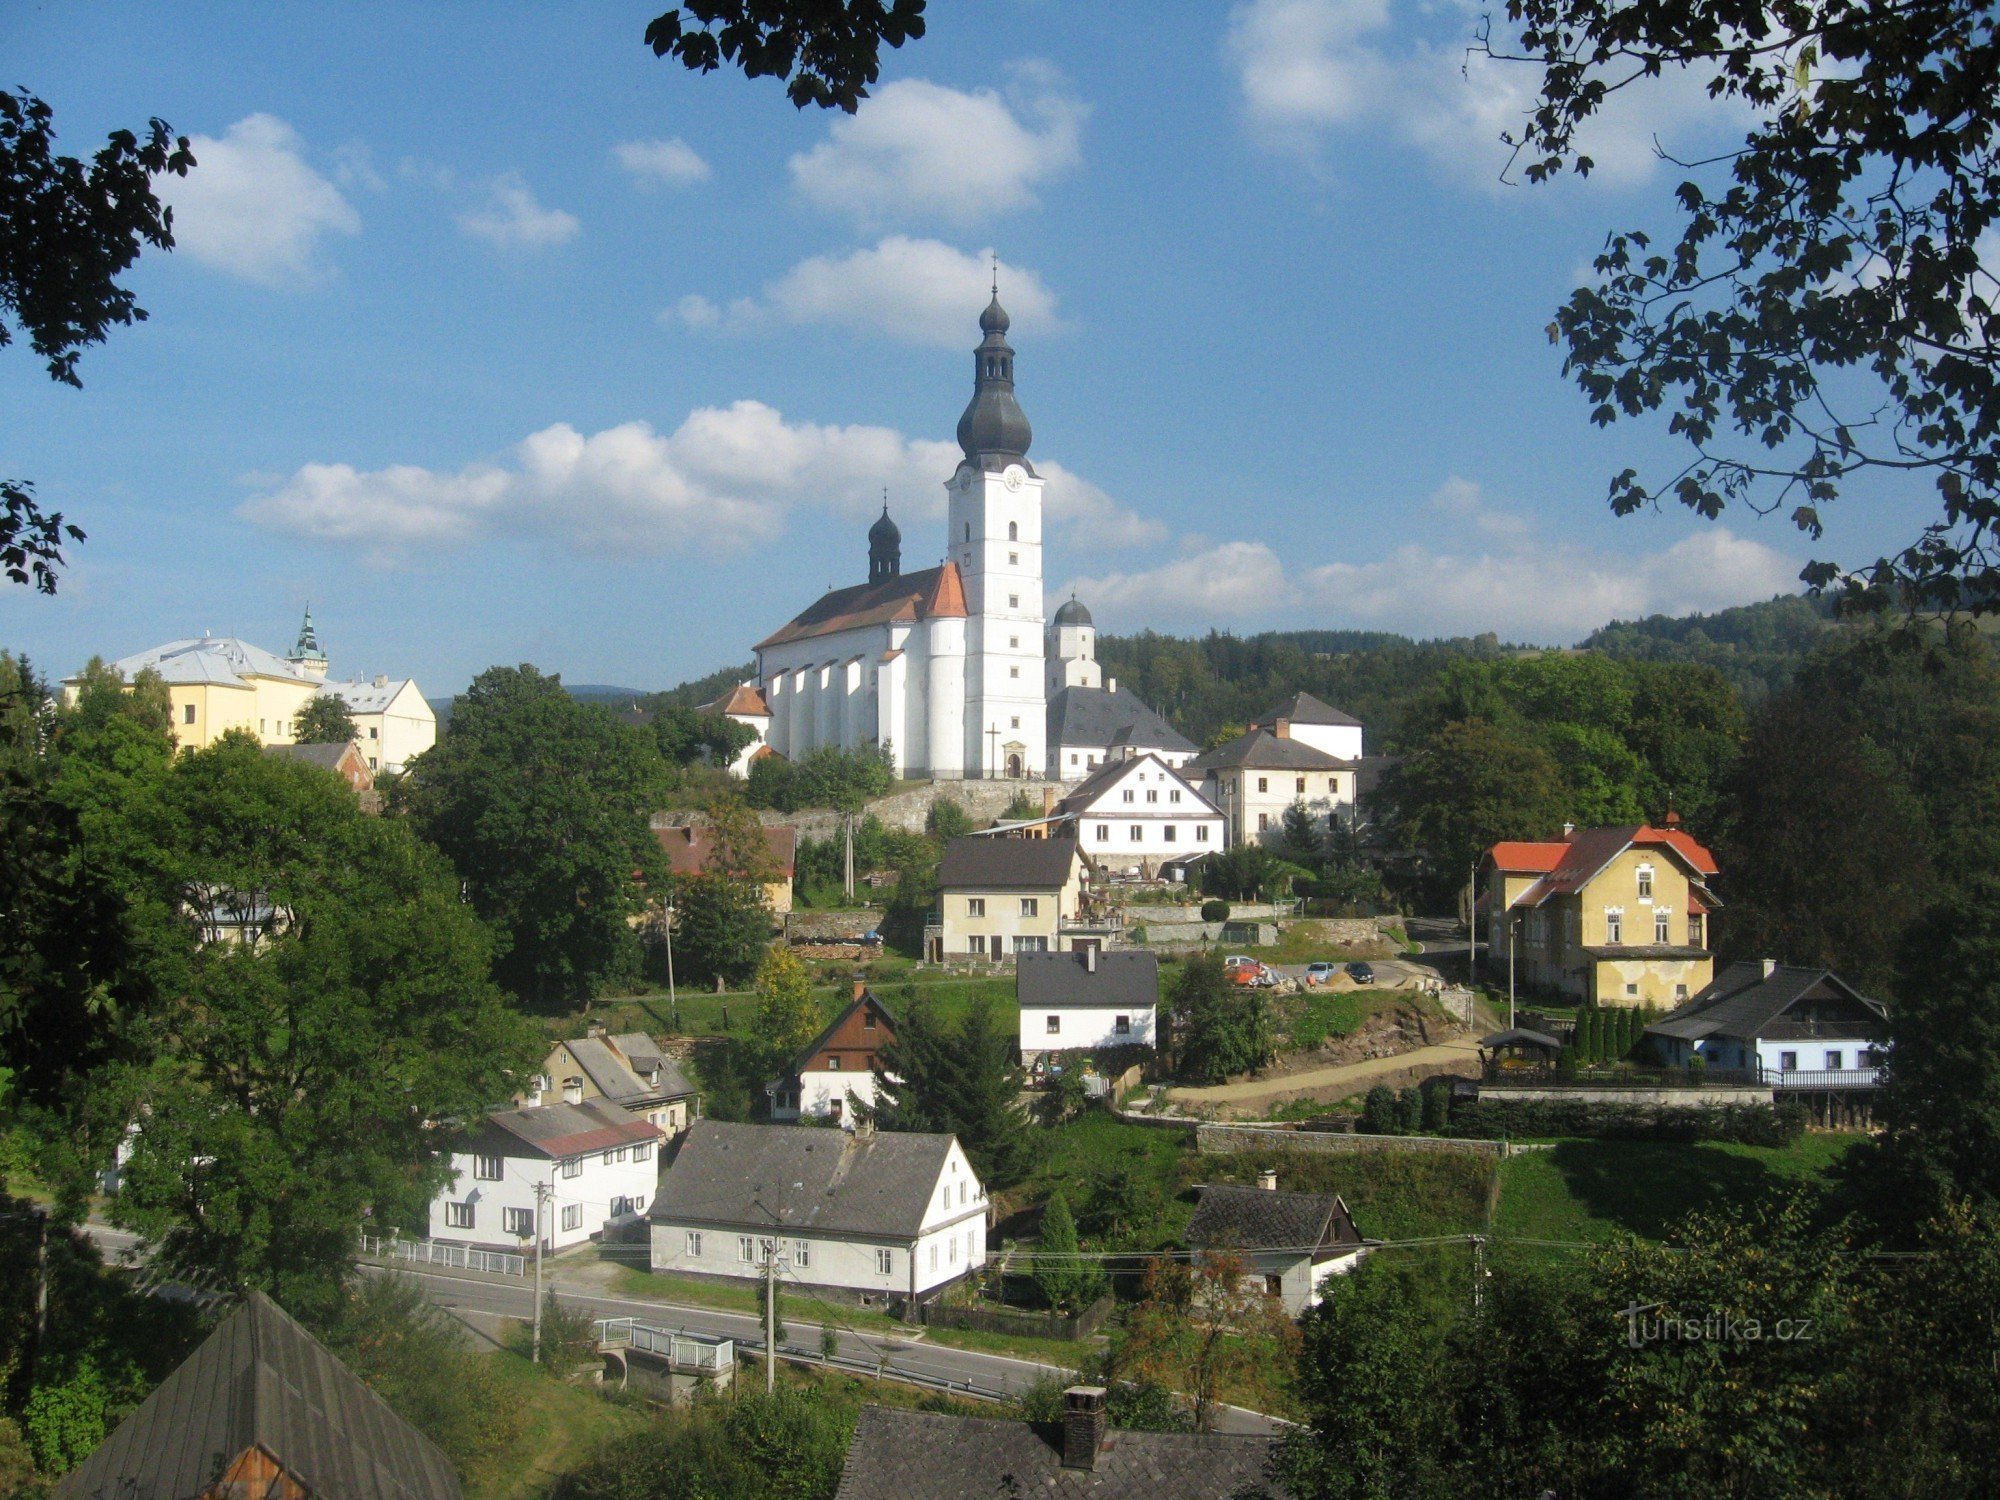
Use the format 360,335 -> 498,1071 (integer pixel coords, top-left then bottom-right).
750,295 -> 1063,780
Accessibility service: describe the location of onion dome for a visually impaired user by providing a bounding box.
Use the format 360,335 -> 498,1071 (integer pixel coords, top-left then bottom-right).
1053,596 -> 1093,627
868,501 -> 902,584
956,298 -> 1033,470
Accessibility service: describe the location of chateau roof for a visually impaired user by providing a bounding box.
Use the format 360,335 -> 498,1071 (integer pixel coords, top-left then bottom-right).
1047,686 -> 1195,757
756,562 -> 967,651
96,636 -> 317,688
1252,691 -> 1363,730
1186,726 -> 1354,773
701,682 -> 772,718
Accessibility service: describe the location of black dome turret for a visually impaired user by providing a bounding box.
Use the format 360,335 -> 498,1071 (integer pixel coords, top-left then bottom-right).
1053,596 -> 1092,627
868,501 -> 901,584
956,297 -> 1033,472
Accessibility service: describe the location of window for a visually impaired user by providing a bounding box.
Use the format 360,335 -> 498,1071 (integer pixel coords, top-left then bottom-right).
1825,1050 -> 1844,1071
1655,911 -> 1671,943
563,1077 -> 583,1104
864,1010 -> 878,1030
1257,813 -> 1270,831
1123,789 -> 1135,803
967,935 -> 986,958
1196,825 -> 1210,841
633,1141 -> 651,1162
473,1154 -> 503,1181
1605,910 -> 1623,944
1010,716 -> 1019,728
1130,825 -> 1144,842
1008,553 -> 1018,566
182,703 -> 196,725
877,1248 -> 894,1275
503,1207 -> 534,1237
1097,824 -> 1109,840
1009,666 -> 1019,678
561,1157 -> 582,1179
1170,789 -> 1182,803
1009,635 -> 1019,648
964,523 -> 971,541
1047,1014 -> 1061,1034
739,1236 -> 758,1263
795,1240 -> 812,1268
1674,984 -> 1689,1001
1145,789 -> 1158,803
950,1236 -> 959,1264
827,1056 -> 842,1071
1020,898 -> 1038,917
1625,983 -> 1638,997
446,1201 -> 474,1229
1008,521 -> 1018,540
1014,936 -> 1048,953
967,897 -> 986,917
1637,866 -> 1654,900
941,1185 -> 951,1209
1689,913 -> 1706,946
1257,777 -> 1269,793
562,1203 -> 583,1231
1330,778 -> 1339,793
1780,1051 -> 1798,1072
930,1243 -> 940,1271
1296,777 -> 1306,794
369,727 -> 378,740
959,1181 -> 968,1205
1115,1015 -> 1131,1036
1008,594 -> 1019,608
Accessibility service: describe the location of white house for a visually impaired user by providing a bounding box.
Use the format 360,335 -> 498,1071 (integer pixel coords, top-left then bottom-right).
769,983 -> 897,1125
1043,596 -> 1197,780
1645,961 -> 1890,1087
525,1029 -> 700,1138
319,672 -> 436,775
1188,723 -> 1360,849
1049,751 -> 1224,874
749,298 -> 1049,781
1018,948 -> 1159,1063
1251,692 -> 1364,762
697,682 -> 774,778
1186,1179 -> 1368,1317
429,1099 -> 664,1255
648,1120 -> 987,1307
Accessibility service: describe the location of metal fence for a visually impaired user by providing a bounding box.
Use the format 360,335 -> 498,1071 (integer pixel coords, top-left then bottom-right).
596,1318 -> 734,1372
357,1234 -> 527,1277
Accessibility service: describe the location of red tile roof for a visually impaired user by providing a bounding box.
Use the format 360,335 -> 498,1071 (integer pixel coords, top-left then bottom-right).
703,682 -> 771,718
1504,823 -> 1721,908
1488,841 -> 1567,873
656,823 -> 798,878
755,563 -> 965,650
923,561 -> 967,619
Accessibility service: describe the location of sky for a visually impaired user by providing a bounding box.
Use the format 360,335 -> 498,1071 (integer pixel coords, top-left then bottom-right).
0,2 -> 1935,695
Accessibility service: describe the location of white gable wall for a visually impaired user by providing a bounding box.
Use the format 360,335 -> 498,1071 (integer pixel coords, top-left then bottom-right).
430,1141 -> 660,1253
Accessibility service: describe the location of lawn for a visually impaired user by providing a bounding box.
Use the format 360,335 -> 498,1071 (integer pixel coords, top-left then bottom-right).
582,971 -> 1018,1041
462,1348 -> 649,1500
1492,1132 -> 1866,1246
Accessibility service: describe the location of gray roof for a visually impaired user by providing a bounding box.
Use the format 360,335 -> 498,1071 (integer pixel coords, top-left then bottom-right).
1053,596 -> 1093,627
562,1035 -> 695,1105
1253,691 -> 1363,729
1186,727 -> 1353,773
835,1406 -> 1285,1500
55,1291 -> 462,1500
1050,753 -> 1218,822
937,835 -> 1081,891
649,1120 -> 960,1239
1048,686 -> 1196,757
1480,1028 -> 1563,1052
94,636 -> 317,689
607,1031 -> 697,1098
1186,1185 -> 1361,1258
1017,950 -> 1159,1011
470,1098 -> 662,1159
263,741 -> 356,771
323,676 -> 419,713
1647,962 -> 1888,1044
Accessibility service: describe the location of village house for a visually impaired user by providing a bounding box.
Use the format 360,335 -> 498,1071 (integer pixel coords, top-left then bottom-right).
262,737 -> 375,795
1484,817 -> 1721,1008
769,979 -> 897,1125
655,820 -> 799,915
1646,961 -> 1889,1087
698,680 -> 775,776
648,1120 -> 987,1309
53,1292 -> 462,1500
1047,750 -> 1224,875
526,1027 -> 699,1137
835,1391 -> 1286,1499
430,1099 -> 663,1255
1187,710 -> 1362,848
1017,948 -> 1159,1064
930,835 -> 1089,961
1185,1176 -> 1367,1317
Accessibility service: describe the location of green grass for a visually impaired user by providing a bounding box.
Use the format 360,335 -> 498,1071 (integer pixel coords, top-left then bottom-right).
463,1348 -> 650,1500
1187,1144 -> 1495,1241
1493,1133 -> 1865,1245
582,972 -> 1018,1041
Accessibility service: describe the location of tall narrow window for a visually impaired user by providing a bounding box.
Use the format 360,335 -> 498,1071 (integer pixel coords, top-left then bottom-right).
1606,911 -> 1623,944
1008,521 -> 1018,540
1655,910 -> 1671,943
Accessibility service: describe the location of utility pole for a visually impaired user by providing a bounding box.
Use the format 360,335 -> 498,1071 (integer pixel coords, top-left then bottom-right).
28,1208 -> 48,1382
1508,911 -> 1517,1030
532,1179 -> 551,1363
1471,1234 -> 1487,1316
844,812 -> 856,899
663,898 -> 679,1031
764,1237 -> 779,1394
1468,859 -> 1479,986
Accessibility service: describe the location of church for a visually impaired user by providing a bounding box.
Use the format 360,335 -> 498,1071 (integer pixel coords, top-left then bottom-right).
751,295 -> 1057,780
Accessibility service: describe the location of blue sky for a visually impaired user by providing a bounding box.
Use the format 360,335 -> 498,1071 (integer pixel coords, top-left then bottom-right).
0,2 -> 1932,695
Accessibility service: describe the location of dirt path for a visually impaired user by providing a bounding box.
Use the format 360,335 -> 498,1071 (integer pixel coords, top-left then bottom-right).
1167,1036 -> 1484,1105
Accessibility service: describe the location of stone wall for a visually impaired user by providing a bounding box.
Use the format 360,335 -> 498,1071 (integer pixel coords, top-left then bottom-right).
1195,1123 -> 1504,1158
654,779 -> 1068,844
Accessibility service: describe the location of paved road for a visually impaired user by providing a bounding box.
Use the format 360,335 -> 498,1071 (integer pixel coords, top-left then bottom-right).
1166,1036 -> 1484,1106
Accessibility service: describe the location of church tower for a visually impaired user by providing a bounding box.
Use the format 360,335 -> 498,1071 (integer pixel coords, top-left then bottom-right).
1047,595 -> 1100,694
945,293 -> 1046,779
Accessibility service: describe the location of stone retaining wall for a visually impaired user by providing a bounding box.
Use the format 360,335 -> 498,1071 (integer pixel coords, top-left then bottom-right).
1195,1123 -> 1504,1158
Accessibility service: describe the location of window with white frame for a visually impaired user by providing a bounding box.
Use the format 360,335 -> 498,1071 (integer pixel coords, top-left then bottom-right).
1825,1050 -> 1844,1071
1257,813 -> 1270,831
1046,1014 -> 1060,1034
1115,1014 -> 1131,1035
930,1243 -> 939,1271
967,897 -> 985,917
561,1157 -> 582,1179
562,1203 -> 583,1231
1014,936 -> 1047,953
473,1154 -> 503,1181
1655,909 -> 1671,944
445,1201 -> 474,1229
795,1240 -> 811,1268
1020,898 -> 1038,916
949,1236 -> 958,1264
1605,909 -> 1623,944
1163,825 -> 1177,842
1637,865 -> 1654,900
827,1056 -> 842,1071
1296,777 -> 1306,794
1170,789 -> 1182,803
633,1141 -> 651,1162
1196,825 -> 1209,841
877,1248 -> 893,1275
1097,824 -> 1109,840
1146,789 -> 1158,803
1129,825 -> 1144,842
686,1230 -> 703,1257
739,1235 -> 757,1263
502,1207 -> 534,1237
1123,789 -> 1135,803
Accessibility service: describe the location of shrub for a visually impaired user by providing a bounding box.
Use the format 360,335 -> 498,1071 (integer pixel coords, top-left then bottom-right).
1360,1084 -> 1401,1135
1200,899 -> 1230,923
1448,1097 -> 1806,1146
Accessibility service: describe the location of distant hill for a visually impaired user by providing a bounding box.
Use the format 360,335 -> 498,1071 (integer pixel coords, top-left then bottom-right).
565,683 -> 656,705
1580,594 -> 1836,703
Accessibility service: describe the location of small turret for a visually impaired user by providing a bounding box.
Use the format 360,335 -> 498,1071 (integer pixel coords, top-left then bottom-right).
868,501 -> 901,585
288,606 -> 328,680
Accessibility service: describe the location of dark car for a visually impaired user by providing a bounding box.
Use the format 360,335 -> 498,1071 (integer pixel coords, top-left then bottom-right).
1345,961 -> 1376,985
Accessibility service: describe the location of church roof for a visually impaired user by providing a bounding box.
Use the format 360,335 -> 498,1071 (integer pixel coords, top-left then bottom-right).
701,682 -> 771,718
1052,596 -> 1092,627
94,637 -> 318,689
1048,686 -> 1195,756
756,562 -> 966,650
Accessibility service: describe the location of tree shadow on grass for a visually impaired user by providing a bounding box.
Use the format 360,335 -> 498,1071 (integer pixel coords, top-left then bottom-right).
1543,1139 -> 1789,1241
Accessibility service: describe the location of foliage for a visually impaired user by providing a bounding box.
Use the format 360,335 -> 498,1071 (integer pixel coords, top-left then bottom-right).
1169,953 -> 1272,1085
660,874 -> 771,990
551,1384 -> 855,1499
999,790 -> 1042,822
1,89 -> 193,591
1374,719 -> 1567,907
536,1291 -> 602,1382
874,991 -> 1029,1186
924,797 -> 974,840
1199,898 -> 1230,923
1030,1191 -> 1103,1314
644,0 -> 927,113
1451,1096 -> 1804,1146
404,665 -> 669,1006
751,945 -> 821,1057
649,703 -> 758,773
1578,595 -> 1836,704
746,743 -> 892,813
1489,0 -> 2000,611
19,1364 -> 108,1476
291,693 -> 356,745
1114,1253 -> 1300,1432
1198,840 -> 1289,902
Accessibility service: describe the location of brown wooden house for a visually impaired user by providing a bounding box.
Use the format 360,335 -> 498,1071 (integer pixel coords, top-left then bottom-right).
769,977 -> 897,1125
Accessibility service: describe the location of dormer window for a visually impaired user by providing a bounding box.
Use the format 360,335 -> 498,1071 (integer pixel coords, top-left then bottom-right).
563,1077 -> 583,1104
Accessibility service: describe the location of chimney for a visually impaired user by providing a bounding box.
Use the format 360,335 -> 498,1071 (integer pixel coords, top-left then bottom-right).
852,972 -> 867,1003
1561,821 -> 1576,838
1061,1387 -> 1107,1470
1083,945 -> 1097,974
586,1021 -> 607,1040
1106,677 -> 1117,694
1258,1169 -> 1278,1192
1273,718 -> 1291,740
1043,787 -> 1058,815
1762,959 -> 1778,979
373,673 -> 388,688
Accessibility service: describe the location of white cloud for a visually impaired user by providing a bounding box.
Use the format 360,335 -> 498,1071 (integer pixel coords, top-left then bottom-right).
1066,540 -> 1301,628
457,174 -> 580,249
670,238 -> 1062,347
240,401 -> 1154,562
1226,0 -> 1749,190
614,137 -> 711,187
1426,474 -> 1529,539
160,114 -> 359,285
790,71 -> 1085,225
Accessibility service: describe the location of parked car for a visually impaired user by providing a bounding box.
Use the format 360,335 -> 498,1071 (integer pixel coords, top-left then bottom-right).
1345,961 -> 1376,985
1303,962 -> 1338,986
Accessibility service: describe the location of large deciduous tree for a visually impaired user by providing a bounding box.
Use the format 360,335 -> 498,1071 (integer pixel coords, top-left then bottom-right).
644,0 -> 927,112
291,693 -> 357,745
1489,0 -> 2000,611
1375,719 -> 1568,905
403,665 -> 669,1007
1169,953 -> 1272,1086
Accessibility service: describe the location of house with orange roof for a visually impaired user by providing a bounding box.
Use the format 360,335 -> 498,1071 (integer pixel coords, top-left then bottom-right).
750,298 -> 1050,782
698,680 -> 774,777
1482,815 -> 1722,1008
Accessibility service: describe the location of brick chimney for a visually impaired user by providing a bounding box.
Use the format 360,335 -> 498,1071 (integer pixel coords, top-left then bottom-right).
852,972 -> 867,1002
1273,718 -> 1291,739
1061,1387 -> 1107,1470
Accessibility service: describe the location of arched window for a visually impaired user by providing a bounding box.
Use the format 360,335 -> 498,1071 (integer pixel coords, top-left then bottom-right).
1008,521 -> 1018,540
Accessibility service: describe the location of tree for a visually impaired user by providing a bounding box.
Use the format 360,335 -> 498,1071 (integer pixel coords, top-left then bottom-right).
101,735 -> 539,1315
1171,954 -> 1271,1085
874,993 -> 1030,1186
2,90 -> 194,592
925,796 -> 974,840
1199,840 -> 1281,902
750,944 -> 819,1056
662,873 -> 770,989
1032,1191 -> 1102,1314
1280,800 -> 1325,865
291,693 -> 356,745
1375,719 -> 1568,908
1488,0 -> 2000,612
644,0 -> 928,113
403,665 -> 669,1007
1116,1253 -> 1299,1433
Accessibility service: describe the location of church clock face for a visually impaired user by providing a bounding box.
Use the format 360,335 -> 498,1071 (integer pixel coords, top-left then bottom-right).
1003,465 -> 1025,492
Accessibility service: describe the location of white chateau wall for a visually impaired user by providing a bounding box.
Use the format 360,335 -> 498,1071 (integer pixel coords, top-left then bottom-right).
1287,722 -> 1364,761
946,463 -> 1046,778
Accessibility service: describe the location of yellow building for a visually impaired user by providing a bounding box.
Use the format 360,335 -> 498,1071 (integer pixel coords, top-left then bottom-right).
930,836 -> 1090,960
1483,820 -> 1721,1008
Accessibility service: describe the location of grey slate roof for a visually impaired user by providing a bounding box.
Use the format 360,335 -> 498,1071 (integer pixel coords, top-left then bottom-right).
1186,1185 -> 1362,1258
470,1098 -> 663,1159
1186,727 -> 1354,773
1253,691 -> 1363,729
1647,962 -> 1888,1044
55,1291 -> 462,1500
607,1031 -> 697,1098
834,1406 -> 1285,1499
1048,686 -> 1196,757
649,1120 -> 960,1239
1017,951 -> 1160,1011
937,835 -> 1081,891
98,636 -> 317,688
563,1035 -> 695,1105
263,740 -> 357,771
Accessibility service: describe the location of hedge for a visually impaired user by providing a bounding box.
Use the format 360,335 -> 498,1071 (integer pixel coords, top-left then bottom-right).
1448,1096 -> 1807,1147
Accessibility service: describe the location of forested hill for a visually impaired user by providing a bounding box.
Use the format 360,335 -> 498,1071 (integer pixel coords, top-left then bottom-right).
1578,594 -> 1837,703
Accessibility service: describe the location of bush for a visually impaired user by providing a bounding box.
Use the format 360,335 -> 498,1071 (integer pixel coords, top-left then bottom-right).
1448,1097 -> 1806,1146
1359,1085 -> 1401,1135
1200,899 -> 1230,923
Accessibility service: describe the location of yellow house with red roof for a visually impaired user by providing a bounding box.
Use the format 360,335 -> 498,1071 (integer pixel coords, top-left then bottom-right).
1482,817 -> 1721,1008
